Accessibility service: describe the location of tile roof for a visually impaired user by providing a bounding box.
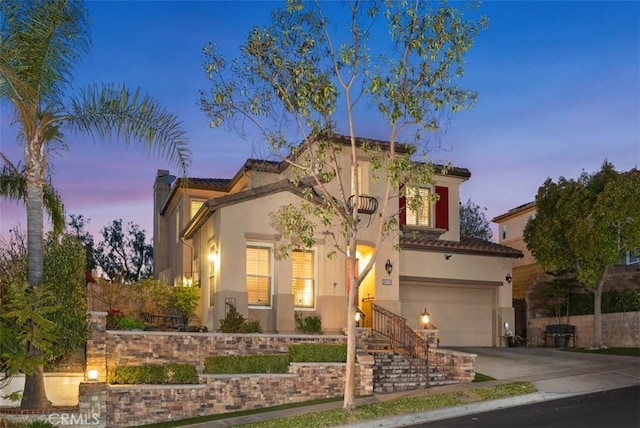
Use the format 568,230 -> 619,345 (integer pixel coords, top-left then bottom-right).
175,177 -> 231,190
400,234 -> 523,258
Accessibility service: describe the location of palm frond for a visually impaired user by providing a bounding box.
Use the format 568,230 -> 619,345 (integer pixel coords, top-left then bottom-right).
0,0 -> 91,109
66,83 -> 191,174
0,154 -> 65,234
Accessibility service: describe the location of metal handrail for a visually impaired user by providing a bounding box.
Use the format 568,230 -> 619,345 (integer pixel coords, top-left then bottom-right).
371,303 -> 430,387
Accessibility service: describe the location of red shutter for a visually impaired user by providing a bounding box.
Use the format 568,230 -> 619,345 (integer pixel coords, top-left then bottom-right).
435,186 -> 449,230
399,185 -> 406,225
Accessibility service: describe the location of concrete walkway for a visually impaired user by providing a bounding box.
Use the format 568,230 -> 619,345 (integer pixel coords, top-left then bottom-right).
183,347 -> 640,427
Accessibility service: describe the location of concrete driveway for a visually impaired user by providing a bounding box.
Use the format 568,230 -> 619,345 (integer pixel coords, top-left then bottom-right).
453,346 -> 640,395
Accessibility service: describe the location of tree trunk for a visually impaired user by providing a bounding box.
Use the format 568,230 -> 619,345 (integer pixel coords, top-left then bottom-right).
21,139 -> 52,409
20,344 -> 52,409
343,254 -> 358,410
593,270 -> 608,348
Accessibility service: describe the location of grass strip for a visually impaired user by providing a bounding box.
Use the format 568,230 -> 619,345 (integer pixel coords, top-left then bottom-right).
237,382 -> 536,428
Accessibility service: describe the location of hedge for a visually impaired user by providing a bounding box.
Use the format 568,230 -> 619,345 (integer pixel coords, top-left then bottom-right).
204,355 -> 289,374
289,344 -> 347,363
107,363 -> 198,384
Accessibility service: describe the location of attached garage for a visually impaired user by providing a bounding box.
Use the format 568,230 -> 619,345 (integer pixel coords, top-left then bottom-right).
400,278 -> 499,347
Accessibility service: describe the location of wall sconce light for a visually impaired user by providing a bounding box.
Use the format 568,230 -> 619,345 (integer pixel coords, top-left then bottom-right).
444,254 -> 452,260
385,259 -> 393,275
86,369 -> 99,381
420,308 -> 430,326
354,310 -> 361,323
506,274 -> 512,283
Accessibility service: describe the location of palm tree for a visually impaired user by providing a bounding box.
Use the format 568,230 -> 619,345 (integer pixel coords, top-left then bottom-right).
0,0 -> 190,408
0,154 -> 65,235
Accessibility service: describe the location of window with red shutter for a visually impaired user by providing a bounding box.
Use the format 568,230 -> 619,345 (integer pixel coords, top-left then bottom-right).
435,186 -> 449,230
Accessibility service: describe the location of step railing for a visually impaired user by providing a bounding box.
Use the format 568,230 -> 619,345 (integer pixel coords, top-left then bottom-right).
370,303 -> 430,387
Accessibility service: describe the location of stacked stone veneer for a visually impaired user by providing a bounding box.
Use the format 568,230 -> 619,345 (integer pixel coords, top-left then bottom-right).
83,312 -> 373,427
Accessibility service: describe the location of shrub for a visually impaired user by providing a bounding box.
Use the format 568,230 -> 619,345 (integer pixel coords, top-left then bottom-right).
219,303 -> 262,333
106,308 -> 125,329
107,363 -> 198,384
171,281 -> 200,319
116,316 -> 145,330
294,312 -> 322,334
289,344 -> 347,362
204,355 -> 289,374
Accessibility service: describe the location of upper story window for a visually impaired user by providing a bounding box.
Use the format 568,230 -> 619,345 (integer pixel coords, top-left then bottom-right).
246,243 -> 273,307
292,249 -> 316,309
406,187 -> 432,228
191,199 -> 206,219
502,225 -> 507,240
400,185 -> 449,231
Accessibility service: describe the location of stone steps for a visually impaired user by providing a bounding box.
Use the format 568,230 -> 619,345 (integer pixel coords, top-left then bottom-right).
367,333 -> 458,393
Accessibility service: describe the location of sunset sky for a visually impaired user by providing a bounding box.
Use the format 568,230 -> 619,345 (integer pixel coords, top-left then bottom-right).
1,0 -> 638,242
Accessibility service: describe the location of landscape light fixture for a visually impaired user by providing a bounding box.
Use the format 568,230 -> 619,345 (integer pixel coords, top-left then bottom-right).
86,369 -> 99,381
385,259 -> 393,275
420,308 -> 430,326
506,274 -> 512,283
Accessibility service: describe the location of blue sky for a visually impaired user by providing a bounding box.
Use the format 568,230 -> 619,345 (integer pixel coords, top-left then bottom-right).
1,0 -> 638,241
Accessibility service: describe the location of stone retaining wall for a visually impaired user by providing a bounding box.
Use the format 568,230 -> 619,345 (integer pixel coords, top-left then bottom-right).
528,312 -> 640,347
106,363 -> 370,427
82,312 -> 374,427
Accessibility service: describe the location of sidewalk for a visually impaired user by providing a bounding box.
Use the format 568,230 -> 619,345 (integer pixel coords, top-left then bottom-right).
183,347 -> 640,427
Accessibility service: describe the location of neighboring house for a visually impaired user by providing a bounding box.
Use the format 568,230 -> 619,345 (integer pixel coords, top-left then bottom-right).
153,135 -> 523,346
491,202 -> 544,337
492,202 -> 640,337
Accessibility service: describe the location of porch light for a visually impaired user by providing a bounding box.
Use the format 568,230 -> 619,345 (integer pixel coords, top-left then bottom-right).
420,308 -> 430,326
385,259 -> 393,276
505,274 -> 512,283
354,310 -> 361,322
86,369 -> 99,381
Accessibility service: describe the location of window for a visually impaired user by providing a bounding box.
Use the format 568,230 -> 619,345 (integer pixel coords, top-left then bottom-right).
246,244 -> 272,307
626,250 -> 640,265
209,246 -> 216,307
405,187 -> 432,227
292,249 -> 316,308
502,225 -> 507,240
175,205 -> 181,243
191,199 -> 205,219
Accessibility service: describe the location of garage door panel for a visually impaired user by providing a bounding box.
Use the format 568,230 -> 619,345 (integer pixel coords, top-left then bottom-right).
400,283 -> 495,347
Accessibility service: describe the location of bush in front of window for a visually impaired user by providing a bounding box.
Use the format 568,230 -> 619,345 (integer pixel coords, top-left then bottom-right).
107,363 -> 198,384
289,344 -> 347,363
219,303 -> 263,333
294,312 -> 322,334
203,355 -> 289,374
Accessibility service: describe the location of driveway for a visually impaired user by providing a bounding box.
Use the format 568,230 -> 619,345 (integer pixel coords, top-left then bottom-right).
452,346 -> 640,394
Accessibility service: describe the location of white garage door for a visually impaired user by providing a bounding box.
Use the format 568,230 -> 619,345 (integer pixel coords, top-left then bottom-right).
400,282 -> 496,347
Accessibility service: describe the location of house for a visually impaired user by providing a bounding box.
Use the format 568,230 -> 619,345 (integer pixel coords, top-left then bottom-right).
153,135 -> 523,346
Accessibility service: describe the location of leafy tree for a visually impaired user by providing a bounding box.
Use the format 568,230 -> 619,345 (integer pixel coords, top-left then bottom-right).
67,214 -> 97,278
459,198 -> 493,241
41,233 -> 90,366
0,231 -> 89,392
95,219 -> 153,283
0,0 -> 190,408
200,0 -> 486,409
524,162 -> 640,347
